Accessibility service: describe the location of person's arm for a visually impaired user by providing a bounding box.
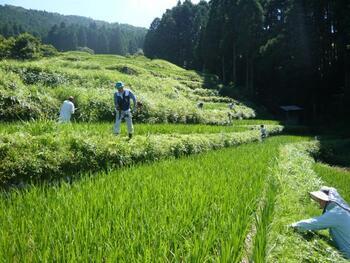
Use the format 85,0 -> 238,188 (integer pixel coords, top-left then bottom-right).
129,91 -> 137,111
291,211 -> 336,231
71,103 -> 75,114
114,93 -> 119,111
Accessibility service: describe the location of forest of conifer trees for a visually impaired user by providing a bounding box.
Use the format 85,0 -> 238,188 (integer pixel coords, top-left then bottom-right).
144,0 -> 350,122
0,5 -> 146,55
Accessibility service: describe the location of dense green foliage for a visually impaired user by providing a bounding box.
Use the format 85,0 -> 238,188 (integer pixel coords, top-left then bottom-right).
0,121 -> 283,185
144,1 -> 209,69
0,52 -> 256,123
144,0 -> 350,122
0,5 -> 146,55
0,136 -> 297,261
318,139 -> 350,168
0,33 -> 57,60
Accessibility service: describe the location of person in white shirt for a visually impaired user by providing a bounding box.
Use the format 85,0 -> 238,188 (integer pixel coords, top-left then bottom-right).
59,96 -> 75,123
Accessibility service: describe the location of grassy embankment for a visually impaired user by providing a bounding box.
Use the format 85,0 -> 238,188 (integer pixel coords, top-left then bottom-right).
263,141 -> 349,262
0,120 -> 283,185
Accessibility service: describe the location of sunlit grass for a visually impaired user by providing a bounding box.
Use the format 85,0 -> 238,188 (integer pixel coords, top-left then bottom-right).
0,136 -> 302,262
314,163 -> 350,202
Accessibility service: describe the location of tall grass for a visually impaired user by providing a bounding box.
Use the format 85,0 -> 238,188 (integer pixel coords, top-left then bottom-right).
314,163 -> 350,202
266,141 -> 347,262
0,119 -> 281,136
0,52 -> 256,124
0,136 -> 299,262
0,122 -> 248,135
0,123 -> 283,185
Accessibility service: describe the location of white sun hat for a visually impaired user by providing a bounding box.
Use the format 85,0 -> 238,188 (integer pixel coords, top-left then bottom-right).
309,191 -> 330,202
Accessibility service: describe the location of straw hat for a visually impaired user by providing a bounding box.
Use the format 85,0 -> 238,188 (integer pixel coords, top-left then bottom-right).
310,191 -> 330,202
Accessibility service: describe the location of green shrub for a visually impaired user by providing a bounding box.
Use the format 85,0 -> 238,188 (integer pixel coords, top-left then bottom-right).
11,33 -> 42,60
0,93 -> 42,121
0,35 -> 14,59
40,44 -> 58,57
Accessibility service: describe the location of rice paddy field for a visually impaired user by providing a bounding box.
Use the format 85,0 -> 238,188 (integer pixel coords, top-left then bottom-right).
0,136 -> 303,261
1,52 -> 349,262
0,119 -> 280,136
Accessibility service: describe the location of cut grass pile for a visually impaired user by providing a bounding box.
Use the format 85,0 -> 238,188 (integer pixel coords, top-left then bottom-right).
0,136 -> 302,262
0,123 -> 283,185
0,52 -> 256,124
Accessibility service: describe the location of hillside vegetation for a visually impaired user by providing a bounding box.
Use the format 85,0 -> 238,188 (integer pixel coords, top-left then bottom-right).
0,5 -> 146,55
0,51 -> 255,124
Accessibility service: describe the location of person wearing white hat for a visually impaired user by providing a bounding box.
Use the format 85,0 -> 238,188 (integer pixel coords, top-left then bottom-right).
291,187 -> 350,259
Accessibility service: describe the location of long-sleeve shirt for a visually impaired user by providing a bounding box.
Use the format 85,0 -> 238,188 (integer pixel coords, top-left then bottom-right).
59,100 -> 75,122
292,202 -> 350,258
114,89 -> 136,111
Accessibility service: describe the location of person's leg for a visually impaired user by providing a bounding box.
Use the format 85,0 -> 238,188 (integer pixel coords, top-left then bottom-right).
114,111 -> 122,134
125,110 -> 134,138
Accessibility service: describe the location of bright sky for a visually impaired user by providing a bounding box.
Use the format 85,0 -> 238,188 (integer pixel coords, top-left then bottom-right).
0,0 -> 204,28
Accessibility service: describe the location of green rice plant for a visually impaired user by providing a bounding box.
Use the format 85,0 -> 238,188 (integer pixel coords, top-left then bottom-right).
314,163 -> 350,202
0,121 -> 282,136
0,136 -> 302,262
251,178 -> 278,262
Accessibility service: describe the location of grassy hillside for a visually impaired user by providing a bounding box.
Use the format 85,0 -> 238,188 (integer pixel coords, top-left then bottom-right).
0,52 -> 256,124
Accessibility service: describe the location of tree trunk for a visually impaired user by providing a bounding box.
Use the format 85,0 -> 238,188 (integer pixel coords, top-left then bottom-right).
250,58 -> 254,95
245,55 -> 254,95
232,43 -> 237,84
246,55 -> 249,92
222,56 -> 226,83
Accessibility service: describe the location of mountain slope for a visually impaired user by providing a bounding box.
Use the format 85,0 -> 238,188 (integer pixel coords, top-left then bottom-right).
0,51 -> 255,124
0,5 -> 146,54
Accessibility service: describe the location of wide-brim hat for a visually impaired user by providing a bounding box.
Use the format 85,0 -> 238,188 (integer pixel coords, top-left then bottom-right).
309,191 -> 330,202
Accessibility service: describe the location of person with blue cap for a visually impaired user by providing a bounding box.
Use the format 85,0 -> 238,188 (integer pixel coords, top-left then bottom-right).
291,186 -> 350,259
114,81 -> 137,139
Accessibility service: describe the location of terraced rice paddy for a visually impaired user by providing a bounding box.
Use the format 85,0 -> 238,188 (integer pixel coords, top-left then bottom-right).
0,136 -> 302,261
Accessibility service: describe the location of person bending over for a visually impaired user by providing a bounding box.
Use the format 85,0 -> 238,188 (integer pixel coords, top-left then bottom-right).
291,187 -> 350,259
59,96 -> 75,123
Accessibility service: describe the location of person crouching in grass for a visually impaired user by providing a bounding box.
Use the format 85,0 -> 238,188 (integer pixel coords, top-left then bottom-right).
114,81 -> 137,139
291,187 -> 350,259
59,96 -> 75,123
